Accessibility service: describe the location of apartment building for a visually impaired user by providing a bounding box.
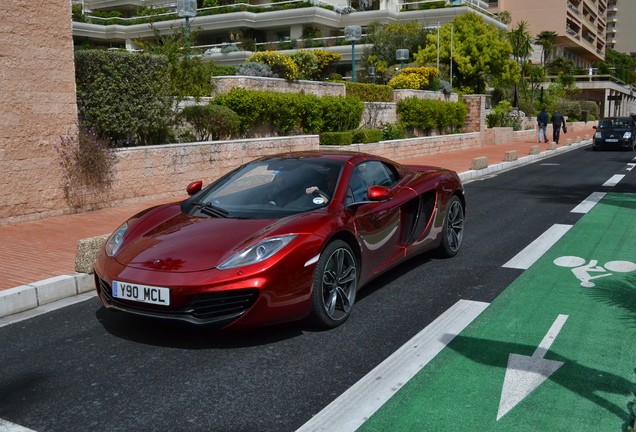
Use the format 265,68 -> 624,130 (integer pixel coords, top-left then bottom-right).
606,0 -> 636,56
489,0 -> 636,117
488,0 -> 606,68
72,0 -> 504,66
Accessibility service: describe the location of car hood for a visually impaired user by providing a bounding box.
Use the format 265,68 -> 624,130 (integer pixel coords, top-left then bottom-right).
114,203 -> 320,272
597,127 -> 630,135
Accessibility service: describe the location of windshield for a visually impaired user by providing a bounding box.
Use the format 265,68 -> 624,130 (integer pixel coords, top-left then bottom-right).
187,158 -> 345,219
598,118 -> 631,129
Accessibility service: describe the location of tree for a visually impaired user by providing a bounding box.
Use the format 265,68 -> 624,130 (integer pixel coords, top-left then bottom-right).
507,21 -> 533,105
414,13 -> 520,94
363,22 -> 430,69
535,31 -> 558,66
135,24 -> 217,98
594,49 -> 636,86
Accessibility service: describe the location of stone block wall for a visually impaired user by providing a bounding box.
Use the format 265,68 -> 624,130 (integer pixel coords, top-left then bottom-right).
78,136 -> 320,210
0,0 -> 77,225
212,76 -> 346,97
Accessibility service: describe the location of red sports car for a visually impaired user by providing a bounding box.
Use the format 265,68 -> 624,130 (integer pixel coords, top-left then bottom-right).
94,151 -> 465,329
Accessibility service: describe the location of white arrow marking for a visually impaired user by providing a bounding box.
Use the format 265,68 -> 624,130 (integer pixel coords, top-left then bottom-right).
0,418 -> 37,432
497,314 -> 569,421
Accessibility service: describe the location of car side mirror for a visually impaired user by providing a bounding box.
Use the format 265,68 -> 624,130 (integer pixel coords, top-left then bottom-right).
367,185 -> 391,201
186,181 -> 203,196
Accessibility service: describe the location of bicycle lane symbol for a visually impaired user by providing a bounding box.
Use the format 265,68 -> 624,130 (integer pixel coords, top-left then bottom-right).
553,256 -> 636,287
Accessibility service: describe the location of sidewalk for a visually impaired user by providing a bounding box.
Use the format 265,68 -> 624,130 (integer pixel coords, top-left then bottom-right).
0,129 -> 596,317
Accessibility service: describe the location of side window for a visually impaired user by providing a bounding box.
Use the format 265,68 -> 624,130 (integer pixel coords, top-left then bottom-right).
346,161 -> 399,204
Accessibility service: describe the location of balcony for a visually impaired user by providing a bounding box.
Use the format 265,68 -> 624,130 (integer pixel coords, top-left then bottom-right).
567,1 -> 581,17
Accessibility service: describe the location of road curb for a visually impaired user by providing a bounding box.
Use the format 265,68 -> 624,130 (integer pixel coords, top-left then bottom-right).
0,140 -> 592,322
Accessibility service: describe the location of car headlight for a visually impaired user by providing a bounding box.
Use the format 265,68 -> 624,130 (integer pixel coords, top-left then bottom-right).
218,234 -> 297,270
105,223 -> 128,257
594,132 -> 602,139
623,132 -> 632,139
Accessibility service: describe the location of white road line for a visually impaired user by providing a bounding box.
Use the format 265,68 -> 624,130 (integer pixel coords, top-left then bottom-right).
295,299 -> 489,432
0,419 -> 37,432
626,163 -> 635,172
503,224 -> 572,270
571,192 -> 606,214
603,174 -> 624,187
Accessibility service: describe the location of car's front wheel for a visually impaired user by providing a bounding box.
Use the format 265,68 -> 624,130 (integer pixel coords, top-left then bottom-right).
308,240 -> 358,329
436,195 -> 464,257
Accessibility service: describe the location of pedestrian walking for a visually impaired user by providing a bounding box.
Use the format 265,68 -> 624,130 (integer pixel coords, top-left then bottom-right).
537,107 -> 549,143
551,109 -> 567,144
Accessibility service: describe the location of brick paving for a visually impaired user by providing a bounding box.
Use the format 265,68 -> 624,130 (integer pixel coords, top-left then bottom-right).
0,128 -> 595,291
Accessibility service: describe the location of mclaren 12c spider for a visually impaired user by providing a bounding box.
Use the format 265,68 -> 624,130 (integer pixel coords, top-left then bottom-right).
94,151 -> 465,329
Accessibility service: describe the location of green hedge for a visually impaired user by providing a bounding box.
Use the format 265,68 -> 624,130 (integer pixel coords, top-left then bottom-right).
213,89 -> 364,135
320,131 -> 353,146
352,129 -> 383,143
396,97 -> 467,132
344,82 -> 393,102
75,50 -> 173,146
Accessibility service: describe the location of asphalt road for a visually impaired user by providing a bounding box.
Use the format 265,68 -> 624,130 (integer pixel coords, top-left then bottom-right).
0,144 -> 634,432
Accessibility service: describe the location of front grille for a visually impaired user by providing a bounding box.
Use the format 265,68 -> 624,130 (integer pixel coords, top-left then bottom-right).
97,277 -> 259,325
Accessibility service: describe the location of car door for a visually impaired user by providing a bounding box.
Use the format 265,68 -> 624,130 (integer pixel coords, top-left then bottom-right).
345,161 -> 416,281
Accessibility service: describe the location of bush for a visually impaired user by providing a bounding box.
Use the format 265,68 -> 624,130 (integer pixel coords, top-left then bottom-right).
320,132 -> 353,146
290,50 -> 319,80
75,50 -> 173,146
557,101 -> 582,120
236,62 -> 274,77
345,82 -> 393,102
320,96 -> 365,132
580,101 -> 599,118
388,67 -> 439,90
397,97 -> 467,132
246,51 -> 300,79
312,50 -> 342,80
352,129 -> 383,143
381,123 -> 407,140
179,104 -> 240,141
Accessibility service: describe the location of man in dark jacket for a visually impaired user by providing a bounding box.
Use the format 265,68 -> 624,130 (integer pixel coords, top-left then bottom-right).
551,110 -> 566,144
537,107 -> 549,143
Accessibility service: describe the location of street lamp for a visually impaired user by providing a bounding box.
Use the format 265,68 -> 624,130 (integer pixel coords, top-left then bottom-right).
396,49 -> 409,70
177,0 -> 197,57
368,66 -> 376,84
344,26 -> 362,82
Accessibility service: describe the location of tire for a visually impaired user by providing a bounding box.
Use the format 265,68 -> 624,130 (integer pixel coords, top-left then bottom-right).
436,195 -> 464,258
308,240 -> 358,329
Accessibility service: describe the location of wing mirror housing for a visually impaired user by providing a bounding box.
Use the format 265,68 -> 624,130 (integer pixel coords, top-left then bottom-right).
367,185 -> 391,201
186,181 -> 203,196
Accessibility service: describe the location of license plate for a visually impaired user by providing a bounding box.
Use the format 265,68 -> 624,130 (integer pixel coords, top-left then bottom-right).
605,138 -> 619,142
112,281 -> 171,306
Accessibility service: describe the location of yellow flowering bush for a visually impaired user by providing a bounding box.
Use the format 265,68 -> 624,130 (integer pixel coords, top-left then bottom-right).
312,50 -> 342,80
388,66 -> 439,89
246,51 -> 300,80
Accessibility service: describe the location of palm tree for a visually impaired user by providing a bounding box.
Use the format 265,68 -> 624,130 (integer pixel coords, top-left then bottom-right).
535,31 -> 558,66
507,21 -> 533,106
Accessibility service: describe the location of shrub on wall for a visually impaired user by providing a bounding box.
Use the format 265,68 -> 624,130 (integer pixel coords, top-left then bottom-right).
246,51 -> 300,79
179,104 -> 240,141
344,82 -> 393,102
388,67 -> 439,90
320,96 -> 365,132
580,101 -> 599,118
320,131 -> 354,146
352,129 -> 383,143
75,50 -> 173,146
397,97 -> 467,132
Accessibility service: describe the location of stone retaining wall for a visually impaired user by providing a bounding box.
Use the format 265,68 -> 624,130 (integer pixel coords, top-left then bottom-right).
212,76 -> 346,97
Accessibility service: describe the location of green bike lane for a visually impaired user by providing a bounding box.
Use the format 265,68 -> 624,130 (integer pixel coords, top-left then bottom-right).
358,192 -> 636,432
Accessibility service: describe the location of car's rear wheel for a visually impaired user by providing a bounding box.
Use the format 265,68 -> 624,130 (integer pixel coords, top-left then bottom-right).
437,195 -> 464,257
308,240 -> 358,329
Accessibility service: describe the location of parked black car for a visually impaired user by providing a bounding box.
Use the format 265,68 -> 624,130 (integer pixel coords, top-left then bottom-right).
592,116 -> 635,151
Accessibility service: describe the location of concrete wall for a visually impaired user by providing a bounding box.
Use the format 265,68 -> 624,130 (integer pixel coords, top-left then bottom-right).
0,0 -> 78,225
